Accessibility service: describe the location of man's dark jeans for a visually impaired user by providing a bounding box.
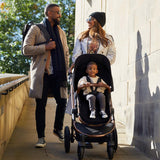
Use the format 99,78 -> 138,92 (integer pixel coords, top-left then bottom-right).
35,73 -> 66,138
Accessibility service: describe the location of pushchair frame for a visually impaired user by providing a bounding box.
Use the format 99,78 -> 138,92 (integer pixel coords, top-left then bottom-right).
64,54 -> 118,160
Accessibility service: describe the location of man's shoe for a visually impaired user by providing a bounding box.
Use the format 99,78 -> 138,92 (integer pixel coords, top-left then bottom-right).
35,137 -> 46,148
53,129 -> 64,142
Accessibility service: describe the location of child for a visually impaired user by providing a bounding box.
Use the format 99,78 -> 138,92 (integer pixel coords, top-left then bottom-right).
77,61 -> 111,119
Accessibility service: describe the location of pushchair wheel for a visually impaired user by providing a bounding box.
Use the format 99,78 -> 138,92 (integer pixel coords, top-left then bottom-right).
77,144 -> 85,160
107,146 -> 114,160
107,132 -> 115,159
64,126 -> 70,153
113,128 -> 118,152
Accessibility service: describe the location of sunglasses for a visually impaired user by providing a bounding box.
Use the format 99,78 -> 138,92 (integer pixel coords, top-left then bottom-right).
86,16 -> 94,22
50,10 -> 61,15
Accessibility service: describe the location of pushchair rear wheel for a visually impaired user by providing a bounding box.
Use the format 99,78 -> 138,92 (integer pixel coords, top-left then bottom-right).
64,126 -> 70,153
107,145 -> 114,160
77,144 -> 85,160
107,132 -> 115,159
113,128 -> 118,152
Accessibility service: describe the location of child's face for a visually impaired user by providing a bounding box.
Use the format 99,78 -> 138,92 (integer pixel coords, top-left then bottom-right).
86,64 -> 98,77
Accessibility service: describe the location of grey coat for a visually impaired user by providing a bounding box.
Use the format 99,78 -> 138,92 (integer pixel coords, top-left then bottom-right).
23,25 -> 69,99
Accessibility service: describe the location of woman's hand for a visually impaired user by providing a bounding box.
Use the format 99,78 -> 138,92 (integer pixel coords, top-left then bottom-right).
68,63 -> 75,74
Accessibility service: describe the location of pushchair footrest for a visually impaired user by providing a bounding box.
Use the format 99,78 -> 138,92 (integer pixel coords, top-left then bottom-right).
74,122 -> 115,137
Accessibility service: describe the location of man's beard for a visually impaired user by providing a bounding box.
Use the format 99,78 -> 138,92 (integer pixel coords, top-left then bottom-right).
52,18 -> 60,26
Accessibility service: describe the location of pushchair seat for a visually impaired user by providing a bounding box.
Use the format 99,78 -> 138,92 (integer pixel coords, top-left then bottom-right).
73,54 -> 114,125
78,89 -> 111,125
64,54 -> 118,160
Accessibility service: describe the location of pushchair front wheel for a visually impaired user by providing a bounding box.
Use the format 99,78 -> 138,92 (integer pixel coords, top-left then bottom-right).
107,145 -> 114,160
77,144 -> 85,160
64,126 -> 70,153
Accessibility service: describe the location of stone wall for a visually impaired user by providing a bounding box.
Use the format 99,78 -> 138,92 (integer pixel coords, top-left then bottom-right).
75,0 -> 160,159
0,75 -> 29,160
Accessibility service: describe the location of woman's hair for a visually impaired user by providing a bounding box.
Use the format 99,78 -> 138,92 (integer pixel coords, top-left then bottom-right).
79,18 -> 110,47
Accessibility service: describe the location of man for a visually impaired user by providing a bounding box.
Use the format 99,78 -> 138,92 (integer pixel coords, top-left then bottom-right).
23,3 -> 69,148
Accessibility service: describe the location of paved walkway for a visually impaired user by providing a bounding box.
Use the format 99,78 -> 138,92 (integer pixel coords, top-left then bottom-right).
1,98 -> 151,160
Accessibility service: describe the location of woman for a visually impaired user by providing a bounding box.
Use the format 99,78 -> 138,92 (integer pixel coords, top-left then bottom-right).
70,12 -> 116,71
67,12 -> 116,148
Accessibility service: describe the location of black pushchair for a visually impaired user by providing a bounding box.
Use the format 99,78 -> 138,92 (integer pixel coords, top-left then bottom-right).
64,54 -> 118,160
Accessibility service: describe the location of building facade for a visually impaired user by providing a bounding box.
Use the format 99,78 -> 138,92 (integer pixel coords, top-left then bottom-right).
74,0 -> 160,159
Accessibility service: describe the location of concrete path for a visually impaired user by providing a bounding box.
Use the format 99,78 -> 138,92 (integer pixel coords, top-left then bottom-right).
1,98 -> 151,160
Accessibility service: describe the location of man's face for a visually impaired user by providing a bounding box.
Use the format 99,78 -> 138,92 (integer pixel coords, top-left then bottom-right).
48,6 -> 61,25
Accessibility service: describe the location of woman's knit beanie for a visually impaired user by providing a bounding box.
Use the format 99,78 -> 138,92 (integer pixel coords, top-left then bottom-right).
90,12 -> 106,27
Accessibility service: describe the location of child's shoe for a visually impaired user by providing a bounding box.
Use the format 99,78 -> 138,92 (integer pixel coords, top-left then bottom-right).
100,110 -> 108,118
90,110 -> 96,119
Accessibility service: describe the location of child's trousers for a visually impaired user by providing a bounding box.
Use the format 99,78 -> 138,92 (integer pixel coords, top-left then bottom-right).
86,92 -> 106,111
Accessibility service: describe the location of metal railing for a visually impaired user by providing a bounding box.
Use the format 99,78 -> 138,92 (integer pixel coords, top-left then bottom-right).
0,76 -> 29,95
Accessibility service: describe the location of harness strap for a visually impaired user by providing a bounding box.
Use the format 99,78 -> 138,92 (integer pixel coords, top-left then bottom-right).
86,76 -> 101,93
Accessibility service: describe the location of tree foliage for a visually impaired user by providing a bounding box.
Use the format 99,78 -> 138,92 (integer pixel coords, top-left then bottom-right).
0,0 -> 75,74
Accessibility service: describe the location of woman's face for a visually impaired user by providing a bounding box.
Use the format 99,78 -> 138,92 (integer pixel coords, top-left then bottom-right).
87,16 -> 95,29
